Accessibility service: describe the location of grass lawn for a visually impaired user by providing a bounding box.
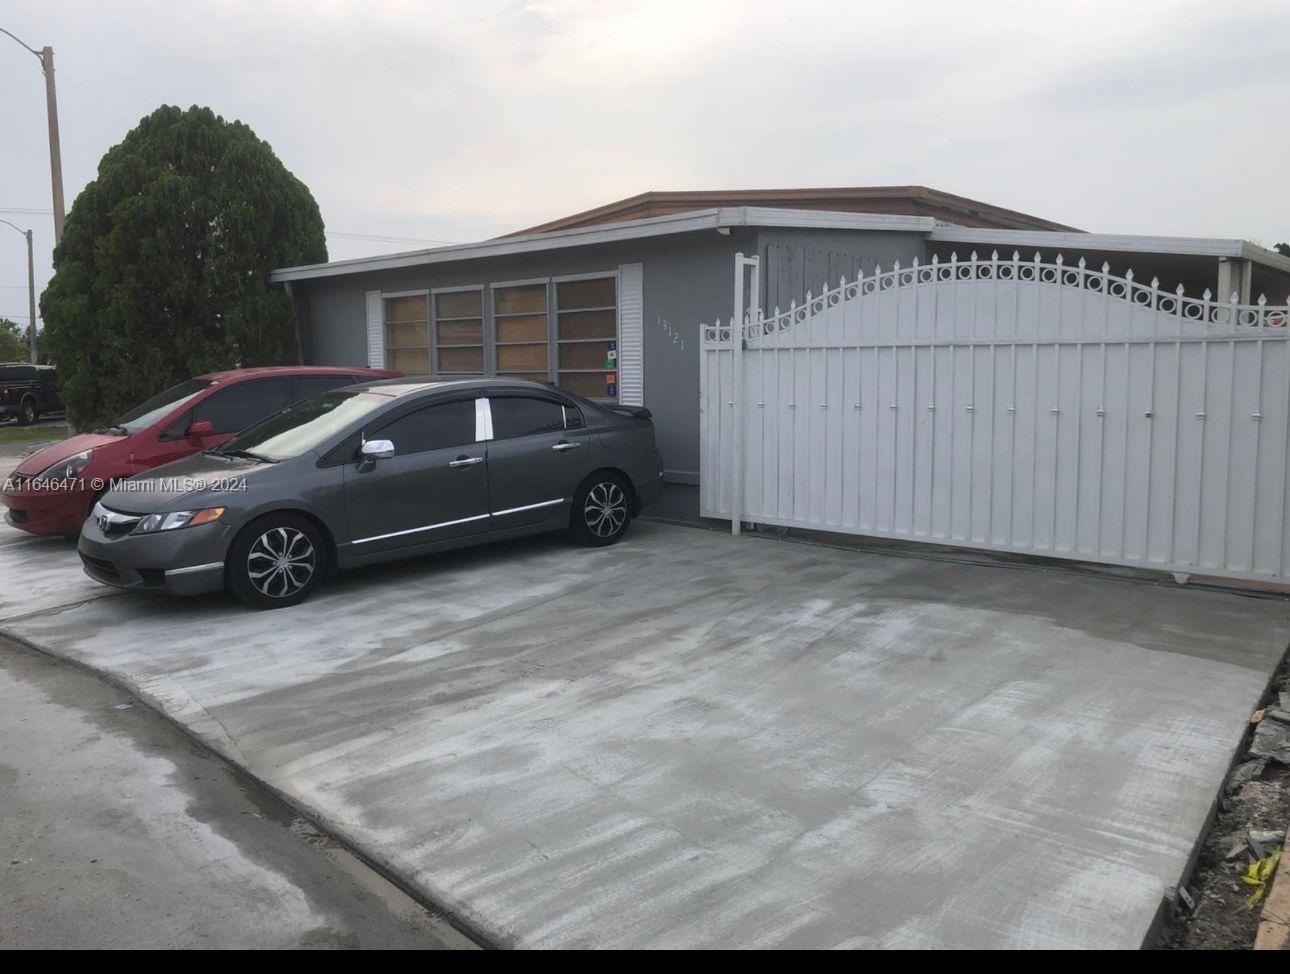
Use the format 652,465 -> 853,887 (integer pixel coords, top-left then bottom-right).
0,423 -> 70,448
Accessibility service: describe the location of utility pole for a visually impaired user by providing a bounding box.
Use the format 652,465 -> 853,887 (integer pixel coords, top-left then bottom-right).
1,29 -> 67,245
0,219 -> 37,363
25,229 -> 36,363
40,46 -> 65,245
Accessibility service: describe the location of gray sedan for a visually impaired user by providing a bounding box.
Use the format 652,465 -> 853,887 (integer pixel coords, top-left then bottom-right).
78,378 -> 663,608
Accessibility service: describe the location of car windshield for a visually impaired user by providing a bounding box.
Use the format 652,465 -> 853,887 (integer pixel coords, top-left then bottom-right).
113,378 -> 214,434
216,388 -> 392,461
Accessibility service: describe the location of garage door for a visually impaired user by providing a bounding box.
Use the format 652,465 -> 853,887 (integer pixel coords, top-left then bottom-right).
701,251 -> 1290,582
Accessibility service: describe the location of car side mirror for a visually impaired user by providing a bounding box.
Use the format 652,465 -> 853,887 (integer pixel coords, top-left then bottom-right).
187,419 -> 215,444
358,438 -> 394,470
361,439 -> 395,460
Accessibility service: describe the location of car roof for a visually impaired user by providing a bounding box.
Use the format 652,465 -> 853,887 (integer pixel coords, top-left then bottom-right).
195,365 -> 394,384
350,376 -> 569,399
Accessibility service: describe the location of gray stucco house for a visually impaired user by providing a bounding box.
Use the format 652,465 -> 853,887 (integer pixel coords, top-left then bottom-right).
270,186 -> 1290,517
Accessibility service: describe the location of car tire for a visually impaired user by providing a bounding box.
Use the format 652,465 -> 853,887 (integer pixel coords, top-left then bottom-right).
569,471 -> 633,547
17,400 -> 36,426
226,512 -> 327,609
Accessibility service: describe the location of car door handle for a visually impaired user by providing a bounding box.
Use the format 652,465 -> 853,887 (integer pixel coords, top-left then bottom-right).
449,455 -> 484,468
552,441 -> 582,452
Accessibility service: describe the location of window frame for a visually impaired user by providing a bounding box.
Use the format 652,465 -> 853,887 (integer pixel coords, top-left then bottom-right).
382,289 -> 431,375
430,285 -> 486,377
553,272 -> 620,402
377,271 -> 620,402
490,277 -> 553,382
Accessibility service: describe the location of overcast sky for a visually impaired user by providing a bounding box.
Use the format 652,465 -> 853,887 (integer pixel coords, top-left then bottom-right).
1,0 -> 1288,330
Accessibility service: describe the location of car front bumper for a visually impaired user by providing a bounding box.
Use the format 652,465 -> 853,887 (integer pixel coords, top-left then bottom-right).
78,516 -> 233,597
3,484 -> 94,535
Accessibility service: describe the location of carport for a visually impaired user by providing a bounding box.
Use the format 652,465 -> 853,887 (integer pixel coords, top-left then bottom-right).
0,517 -> 1285,948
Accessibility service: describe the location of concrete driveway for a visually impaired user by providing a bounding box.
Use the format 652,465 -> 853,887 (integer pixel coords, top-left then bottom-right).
0,517 -> 1286,948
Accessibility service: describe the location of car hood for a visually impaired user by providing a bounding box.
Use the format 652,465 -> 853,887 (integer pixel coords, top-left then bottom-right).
14,432 -> 126,476
100,452 -> 274,514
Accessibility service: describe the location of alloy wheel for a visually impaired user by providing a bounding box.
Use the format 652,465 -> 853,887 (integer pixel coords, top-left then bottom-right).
246,526 -> 316,598
584,481 -> 627,538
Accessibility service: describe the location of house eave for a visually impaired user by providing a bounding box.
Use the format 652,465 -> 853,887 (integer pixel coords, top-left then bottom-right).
930,227 -> 1290,274
270,207 -> 935,284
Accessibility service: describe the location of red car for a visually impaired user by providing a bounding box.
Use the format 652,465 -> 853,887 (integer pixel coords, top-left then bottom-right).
2,366 -> 400,535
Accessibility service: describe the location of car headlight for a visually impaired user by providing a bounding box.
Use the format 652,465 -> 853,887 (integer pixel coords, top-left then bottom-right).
31,449 -> 93,483
131,507 -> 225,534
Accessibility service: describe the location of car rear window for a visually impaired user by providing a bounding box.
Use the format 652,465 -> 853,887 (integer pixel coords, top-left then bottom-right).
489,396 -> 570,439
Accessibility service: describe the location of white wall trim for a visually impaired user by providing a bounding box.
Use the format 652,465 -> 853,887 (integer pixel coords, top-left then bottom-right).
617,263 -> 644,407
364,290 -> 385,369
552,270 -> 622,284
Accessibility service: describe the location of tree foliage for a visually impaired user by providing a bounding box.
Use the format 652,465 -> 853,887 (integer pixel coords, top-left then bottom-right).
0,319 -> 31,363
40,105 -> 326,427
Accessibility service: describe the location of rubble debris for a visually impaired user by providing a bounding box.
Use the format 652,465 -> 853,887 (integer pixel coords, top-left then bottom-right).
1228,758 -> 1268,794
1228,837 -> 1253,861
1162,660 -> 1290,949
1250,716 -> 1290,764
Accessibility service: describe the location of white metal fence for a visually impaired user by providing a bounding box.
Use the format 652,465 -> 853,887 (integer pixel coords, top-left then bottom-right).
700,251 -> 1290,582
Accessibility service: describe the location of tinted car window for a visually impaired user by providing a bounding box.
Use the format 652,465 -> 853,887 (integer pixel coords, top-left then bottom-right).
490,397 -> 567,439
292,374 -> 354,401
376,399 -> 476,455
193,379 -> 290,434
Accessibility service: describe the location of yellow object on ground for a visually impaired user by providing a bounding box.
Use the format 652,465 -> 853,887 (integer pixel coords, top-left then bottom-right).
1245,847 -> 1283,909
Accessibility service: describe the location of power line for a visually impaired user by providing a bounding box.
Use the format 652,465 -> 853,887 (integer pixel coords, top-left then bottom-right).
326,230 -> 460,246
0,217 -> 463,246
0,206 -> 54,215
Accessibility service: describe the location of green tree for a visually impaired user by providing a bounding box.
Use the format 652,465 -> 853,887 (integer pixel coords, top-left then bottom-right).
40,105 -> 326,427
1277,243 -> 1289,258
0,318 -> 30,363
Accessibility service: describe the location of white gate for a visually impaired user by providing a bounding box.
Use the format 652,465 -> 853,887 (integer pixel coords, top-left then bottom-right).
701,251 -> 1290,583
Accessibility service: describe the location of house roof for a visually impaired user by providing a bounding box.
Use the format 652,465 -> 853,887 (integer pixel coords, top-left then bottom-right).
507,186 -> 1081,236
269,207 -> 935,283
268,205 -> 1290,284
928,226 -> 1290,275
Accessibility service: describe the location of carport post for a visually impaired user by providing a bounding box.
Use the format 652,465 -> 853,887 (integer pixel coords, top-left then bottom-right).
731,253 -> 760,536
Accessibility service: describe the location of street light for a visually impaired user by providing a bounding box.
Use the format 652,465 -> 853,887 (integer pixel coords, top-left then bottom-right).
0,219 -> 39,365
0,27 -> 66,245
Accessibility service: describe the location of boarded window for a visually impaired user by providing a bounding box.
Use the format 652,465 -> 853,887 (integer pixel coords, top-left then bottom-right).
433,290 -> 484,375
384,294 -> 430,374
494,284 -> 549,379
556,277 -> 618,402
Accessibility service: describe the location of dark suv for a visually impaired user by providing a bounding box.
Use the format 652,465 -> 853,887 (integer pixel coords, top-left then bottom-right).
0,364 -> 64,425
